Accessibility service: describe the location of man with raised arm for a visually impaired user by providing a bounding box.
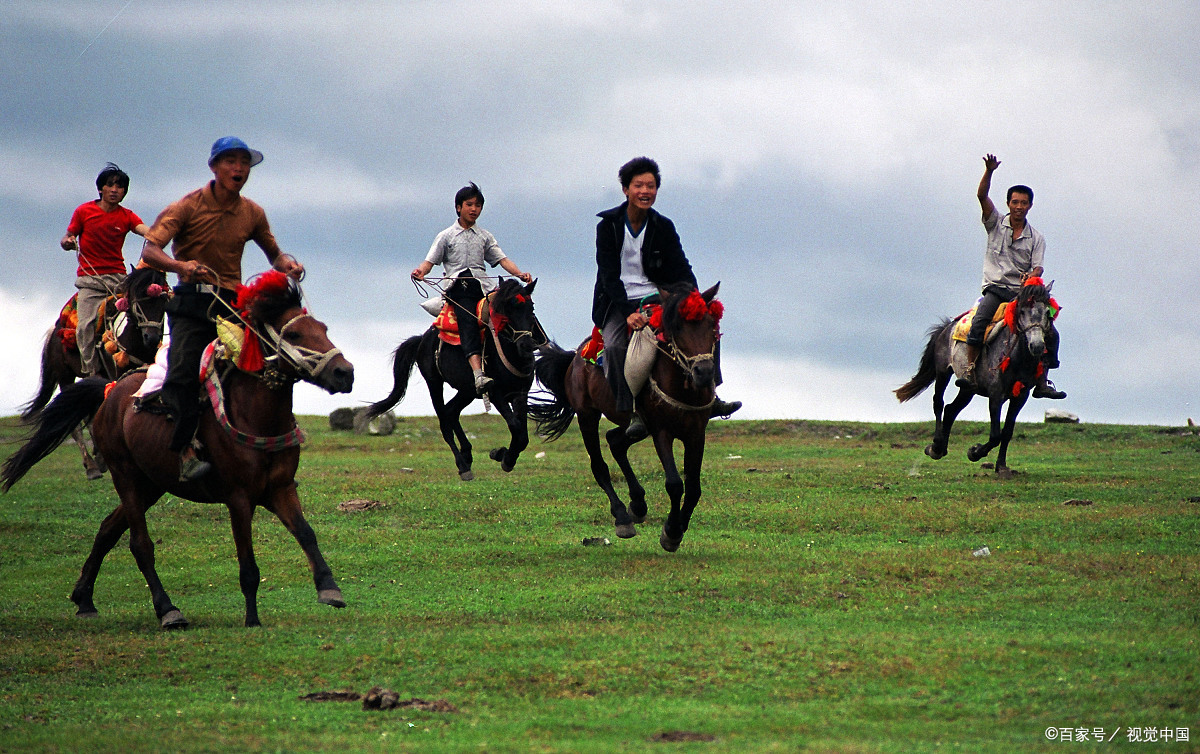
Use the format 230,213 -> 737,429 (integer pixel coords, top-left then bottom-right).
958,153 -> 1064,398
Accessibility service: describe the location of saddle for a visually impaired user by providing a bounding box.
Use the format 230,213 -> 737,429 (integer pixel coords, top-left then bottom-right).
950,300 -> 1012,344
54,293 -> 106,350
431,295 -> 494,346
582,304 -> 665,397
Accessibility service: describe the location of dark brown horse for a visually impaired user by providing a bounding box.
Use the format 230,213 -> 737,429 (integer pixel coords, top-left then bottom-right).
894,279 -> 1057,477
367,278 -> 543,480
22,265 -> 170,479
530,283 -> 722,551
2,272 -> 354,628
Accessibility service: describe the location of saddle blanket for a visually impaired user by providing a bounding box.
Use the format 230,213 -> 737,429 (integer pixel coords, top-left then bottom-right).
132,338 -> 170,398
431,297 -> 490,346
951,300 -> 1010,343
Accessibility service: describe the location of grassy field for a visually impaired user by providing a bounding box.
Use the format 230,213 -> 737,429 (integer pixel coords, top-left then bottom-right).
0,413 -> 1197,753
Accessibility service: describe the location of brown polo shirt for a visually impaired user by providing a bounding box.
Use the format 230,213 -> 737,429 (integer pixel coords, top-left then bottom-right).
145,181 -> 282,290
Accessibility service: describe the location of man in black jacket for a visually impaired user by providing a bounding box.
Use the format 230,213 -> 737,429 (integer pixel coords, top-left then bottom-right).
592,156 -> 740,440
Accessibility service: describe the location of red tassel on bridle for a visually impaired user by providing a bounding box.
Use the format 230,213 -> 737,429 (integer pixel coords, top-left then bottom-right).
238,327 -> 265,372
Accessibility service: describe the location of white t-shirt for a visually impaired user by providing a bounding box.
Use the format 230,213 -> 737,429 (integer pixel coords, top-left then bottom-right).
620,221 -> 657,301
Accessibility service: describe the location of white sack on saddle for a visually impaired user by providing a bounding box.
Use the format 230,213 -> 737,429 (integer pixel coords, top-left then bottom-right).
419,297 -> 445,316
625,326 -> 657,397
132,338 -> 171,398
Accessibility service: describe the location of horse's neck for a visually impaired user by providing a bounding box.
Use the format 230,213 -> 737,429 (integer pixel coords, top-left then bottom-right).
488,325 -> 532,370
222,369 -> 296,434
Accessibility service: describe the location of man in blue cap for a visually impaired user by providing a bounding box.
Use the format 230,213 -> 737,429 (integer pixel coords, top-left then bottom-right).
141,137 -> 304,481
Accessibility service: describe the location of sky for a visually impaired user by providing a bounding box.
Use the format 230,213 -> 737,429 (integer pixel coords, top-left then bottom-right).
2,1 -> 1197,426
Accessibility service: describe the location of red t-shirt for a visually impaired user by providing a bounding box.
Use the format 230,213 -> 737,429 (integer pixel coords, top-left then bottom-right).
66,201 -> 144,276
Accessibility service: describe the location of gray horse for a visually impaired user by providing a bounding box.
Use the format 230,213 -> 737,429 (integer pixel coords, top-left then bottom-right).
895,280 -> 1057,477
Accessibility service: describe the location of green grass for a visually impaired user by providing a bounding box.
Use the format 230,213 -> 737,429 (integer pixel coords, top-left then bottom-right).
1,414 -> 1197,752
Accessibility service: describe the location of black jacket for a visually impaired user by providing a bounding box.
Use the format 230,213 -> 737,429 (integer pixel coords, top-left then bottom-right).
591,202 -> 697,328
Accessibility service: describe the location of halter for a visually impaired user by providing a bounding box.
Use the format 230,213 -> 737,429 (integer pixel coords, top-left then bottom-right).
644,300 -> 719,411
259,312 -> 346,385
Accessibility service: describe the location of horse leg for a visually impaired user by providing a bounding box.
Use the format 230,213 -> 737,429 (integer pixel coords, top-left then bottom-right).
605,424 -> 647,524
226,499 -> 263,627
70,503 -> 132,617
994,393 -> 1030,476
673,431 -> 707,549
487,391 -> 529,472
652,434 -> 686,552
267,483 -> 345,609
121,489 -> 186,628
967,395 -> 1006,463
425,375 -> 476,480
71,423 -> 104,481
929,382 -> 973,461
573,413 -> 634,538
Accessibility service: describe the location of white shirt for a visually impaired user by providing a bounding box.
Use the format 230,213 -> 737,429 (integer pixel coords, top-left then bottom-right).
424,221 -> 508,293
619,220 -> 658,300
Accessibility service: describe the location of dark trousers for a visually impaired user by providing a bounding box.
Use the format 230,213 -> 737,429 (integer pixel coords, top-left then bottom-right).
161,289 -> 233,452
447,271 -> 485,359
967,285 -> 1060,368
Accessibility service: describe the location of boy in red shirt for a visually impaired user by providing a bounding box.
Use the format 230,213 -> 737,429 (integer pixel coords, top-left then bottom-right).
61,163 -> 149,376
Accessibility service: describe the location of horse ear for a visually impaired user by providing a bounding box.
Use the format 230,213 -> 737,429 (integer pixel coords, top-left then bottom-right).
1046,279 -> 1054,293
524,278 -> 537,296
701,282 -> 720,302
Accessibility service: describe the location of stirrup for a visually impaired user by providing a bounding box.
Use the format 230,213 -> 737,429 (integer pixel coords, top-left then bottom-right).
625,414 -> 648,442
474,373 -> 493,395
178,449 -> 212,482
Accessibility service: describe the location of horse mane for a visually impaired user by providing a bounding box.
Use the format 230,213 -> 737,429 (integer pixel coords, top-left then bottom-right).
660,283 -> 722,335
118,265 -> 166,296
235,271 -> 302,326
489,279 -> 528,317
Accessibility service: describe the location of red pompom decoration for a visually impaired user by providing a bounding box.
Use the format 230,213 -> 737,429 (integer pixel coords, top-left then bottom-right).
114,297 -> 129,311
679,291 -> 710,322
234,270 -> 291,317
146,284 -> 165,297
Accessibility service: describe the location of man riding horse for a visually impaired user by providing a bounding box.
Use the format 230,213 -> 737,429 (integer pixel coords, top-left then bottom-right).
140,137 -> 305,482
958,154 -> 1065,398
593,156 -> 741,441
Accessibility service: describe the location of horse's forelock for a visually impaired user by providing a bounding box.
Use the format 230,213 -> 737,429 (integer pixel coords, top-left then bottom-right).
238,272 -> 302,325
1018,282 -> 1049,306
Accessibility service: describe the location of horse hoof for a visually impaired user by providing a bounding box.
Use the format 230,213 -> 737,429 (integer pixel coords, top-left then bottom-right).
86,468 -> 104,481
967,445 -> 987,462
615,523 -> 637,539
501,462 -> 515,473
996,467 -> 1016,480
659,526 -> 682,552
630,512 -> 646,524
924,444 -> 945,460
489,448 -> 505,462
459,470 -> 474,481
160,609 -> 188,629
318,589 -> 346,608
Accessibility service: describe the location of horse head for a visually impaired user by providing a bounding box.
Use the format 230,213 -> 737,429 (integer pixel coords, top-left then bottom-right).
490,277 -> 543,362
235,271 -> 355,394
1012,278 -> 1053,361
115,266 -> 170,353
659,282 -> 722,389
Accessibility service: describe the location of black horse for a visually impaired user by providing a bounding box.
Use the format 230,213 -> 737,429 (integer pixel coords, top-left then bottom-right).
21,265 -> 170,479
530,283 -> 723,551
368,278 -> 543,480
895,279 -> 1057,477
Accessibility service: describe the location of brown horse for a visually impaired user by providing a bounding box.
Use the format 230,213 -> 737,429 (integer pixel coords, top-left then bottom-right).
530,283 -> 722,551
21,265 -> 170,479
2,272 -> 354,628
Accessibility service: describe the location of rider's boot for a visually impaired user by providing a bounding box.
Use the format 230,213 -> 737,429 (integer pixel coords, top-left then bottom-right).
711,397 -> 742,418
178,443 -> 212,483
625,413 -> 649,442
1033,374 -> 1067,399
473,370 -> 493,395
956,344 -> 980,388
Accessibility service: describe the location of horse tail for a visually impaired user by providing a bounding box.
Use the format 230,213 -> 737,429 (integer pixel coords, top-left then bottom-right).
19,330 -> 61,421
529,342 -> 577,441
366,335 -> 422,417
3,376 -> 108,492
894,318 -> 953,403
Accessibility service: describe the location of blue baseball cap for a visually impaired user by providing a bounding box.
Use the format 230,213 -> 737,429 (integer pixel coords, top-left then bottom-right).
208,136 -> 263,167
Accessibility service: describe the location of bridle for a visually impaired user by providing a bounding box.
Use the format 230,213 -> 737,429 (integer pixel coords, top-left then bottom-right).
255,312 -> 346,388
645,305 -> 719,412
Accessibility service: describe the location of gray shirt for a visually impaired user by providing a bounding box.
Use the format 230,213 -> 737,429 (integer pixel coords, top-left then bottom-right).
424,222 -> 508,293
981,207 -> 1044,292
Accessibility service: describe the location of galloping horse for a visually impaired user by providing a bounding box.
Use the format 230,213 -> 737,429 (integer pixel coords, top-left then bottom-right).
367,278 -> 542,480
894,278 -> 1057,476
530,282 -> 722,551
21,265 -> 170,479
2,272 -> 354,628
